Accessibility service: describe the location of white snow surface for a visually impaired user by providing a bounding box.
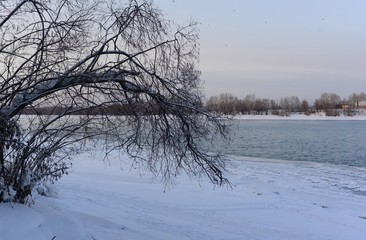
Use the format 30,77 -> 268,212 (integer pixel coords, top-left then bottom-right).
1,149 -> 366,240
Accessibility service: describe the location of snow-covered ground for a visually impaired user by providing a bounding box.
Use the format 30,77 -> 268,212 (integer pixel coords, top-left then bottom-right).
1,150 -> 366,240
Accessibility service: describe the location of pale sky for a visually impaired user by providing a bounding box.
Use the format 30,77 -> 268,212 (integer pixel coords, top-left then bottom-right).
156,0 -> 366,101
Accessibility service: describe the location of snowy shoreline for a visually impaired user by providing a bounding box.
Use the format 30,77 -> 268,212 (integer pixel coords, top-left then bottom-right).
1,151 -> 366,240
233,113 -> 366,121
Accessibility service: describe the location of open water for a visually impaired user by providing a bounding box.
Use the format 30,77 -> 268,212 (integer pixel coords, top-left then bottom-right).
221,120 -> 366,167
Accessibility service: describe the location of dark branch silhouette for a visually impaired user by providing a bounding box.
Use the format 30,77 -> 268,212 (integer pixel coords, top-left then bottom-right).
0,0 -> 229,203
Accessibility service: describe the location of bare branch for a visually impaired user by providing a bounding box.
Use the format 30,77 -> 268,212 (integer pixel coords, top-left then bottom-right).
0,0 -> 230,204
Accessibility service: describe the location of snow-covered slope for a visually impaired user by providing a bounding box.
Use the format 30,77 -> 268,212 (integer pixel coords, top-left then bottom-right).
1,152 -> 366,240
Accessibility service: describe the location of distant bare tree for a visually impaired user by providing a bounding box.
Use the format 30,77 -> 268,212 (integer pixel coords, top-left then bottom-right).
280,96 -> 301,115
317,93 -> 341,116
217,93 -> 239,115
243,94 -> 256,115
252,98 -> 267,115
206,96 -> 220,113
0,0 -> 229,203
349,92 -> 366,108
269,99 -> 279,115
313,99 -> 321,112
206,93 -> 240,115
300,99 -> 310,115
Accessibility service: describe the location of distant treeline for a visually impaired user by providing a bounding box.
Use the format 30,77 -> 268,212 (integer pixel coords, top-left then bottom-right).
21,92 -> 366,117
205,92 -> 366,116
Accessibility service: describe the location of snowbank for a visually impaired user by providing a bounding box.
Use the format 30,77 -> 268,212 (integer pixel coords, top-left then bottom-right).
1,152 -> 366,240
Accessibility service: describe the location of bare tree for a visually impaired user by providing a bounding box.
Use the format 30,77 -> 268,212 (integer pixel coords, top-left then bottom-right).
217,93 -> 239,115
252,98 -> 267,115
279,96 -> 301,115
206,96 -> 220,113
243,94 -> 255,115
206,93 -> 241,115
349,92 -> 366,108
0,0 -> 229,203
317,92 -> 341,116
300,99 -> 310,115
